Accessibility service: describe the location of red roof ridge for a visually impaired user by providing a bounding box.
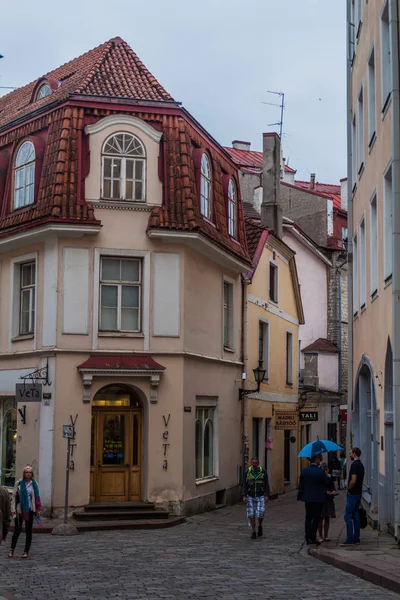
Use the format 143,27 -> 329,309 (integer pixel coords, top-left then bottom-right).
75,38 -> 118,95
302,338 -> 339,353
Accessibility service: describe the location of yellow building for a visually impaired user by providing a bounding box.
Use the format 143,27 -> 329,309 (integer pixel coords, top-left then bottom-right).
241,133 -> 304,496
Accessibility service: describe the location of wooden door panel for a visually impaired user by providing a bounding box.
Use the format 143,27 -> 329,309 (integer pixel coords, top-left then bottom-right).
99,469 -> 129,500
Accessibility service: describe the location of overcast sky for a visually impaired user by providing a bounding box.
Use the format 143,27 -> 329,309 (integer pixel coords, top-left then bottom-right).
0,0 -> 346,183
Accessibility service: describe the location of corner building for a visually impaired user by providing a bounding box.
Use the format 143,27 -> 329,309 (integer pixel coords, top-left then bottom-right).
0,38 -> 251,515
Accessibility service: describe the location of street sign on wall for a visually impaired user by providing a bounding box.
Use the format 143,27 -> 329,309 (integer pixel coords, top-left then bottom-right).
274,410 -> 298,430
15,384 -> 42,402
300,411 -> 318,422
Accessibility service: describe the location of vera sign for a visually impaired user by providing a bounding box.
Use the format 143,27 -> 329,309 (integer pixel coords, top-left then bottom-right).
15,384 -> 42,403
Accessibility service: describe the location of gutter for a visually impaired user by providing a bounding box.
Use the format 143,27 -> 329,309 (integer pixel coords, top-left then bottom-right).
346,0 -> 354,458
389,0 -> 400,541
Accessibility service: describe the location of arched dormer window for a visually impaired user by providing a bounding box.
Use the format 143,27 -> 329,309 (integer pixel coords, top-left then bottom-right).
37,84 -> 51,100
102,133 -> 146,202
14,141 -> 35,209
200,153 -> 212,219
228,178 -> 237,238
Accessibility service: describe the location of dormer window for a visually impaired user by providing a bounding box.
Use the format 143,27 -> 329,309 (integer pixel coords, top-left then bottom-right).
228,178 -> 237,238
14,141 -> 35,209
102,133 -> 145,201
200,153 -> 212,219
37,84 -> 51,100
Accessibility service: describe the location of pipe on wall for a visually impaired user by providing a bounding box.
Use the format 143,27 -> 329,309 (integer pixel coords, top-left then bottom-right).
389,0 -> 400,541
346,0 -> 354,458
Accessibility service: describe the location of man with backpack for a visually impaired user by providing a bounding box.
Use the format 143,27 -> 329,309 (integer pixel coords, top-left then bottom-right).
243,457 -> 270,539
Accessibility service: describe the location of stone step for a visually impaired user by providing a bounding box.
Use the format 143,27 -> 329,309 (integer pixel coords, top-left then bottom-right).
84,501 -> 156,512
9,516 -> 185,534
73,508 -> 168,521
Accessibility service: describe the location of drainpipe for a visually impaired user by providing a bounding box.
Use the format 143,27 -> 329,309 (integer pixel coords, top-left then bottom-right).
389,0 -> 400,542
241,279 -> 250,474
346,0 -> 354,458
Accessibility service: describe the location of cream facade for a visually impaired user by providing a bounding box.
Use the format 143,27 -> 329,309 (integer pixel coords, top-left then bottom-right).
347,0 -> 400,532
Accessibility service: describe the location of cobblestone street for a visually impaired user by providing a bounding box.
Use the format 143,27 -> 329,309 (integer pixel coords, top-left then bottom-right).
0,492 -> 397,600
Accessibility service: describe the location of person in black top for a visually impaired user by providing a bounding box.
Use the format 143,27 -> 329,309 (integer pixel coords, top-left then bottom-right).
340,447 -> 365,546
298,454 -> 330,545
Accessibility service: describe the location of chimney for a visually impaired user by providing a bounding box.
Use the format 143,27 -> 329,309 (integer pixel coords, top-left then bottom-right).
340,177 -> 348,211
261,133 -> 283,239
232,140 -> 251,151
310,173 -> 316,190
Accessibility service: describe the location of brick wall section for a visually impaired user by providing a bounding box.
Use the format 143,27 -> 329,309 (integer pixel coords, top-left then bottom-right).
280,184 -> 328,247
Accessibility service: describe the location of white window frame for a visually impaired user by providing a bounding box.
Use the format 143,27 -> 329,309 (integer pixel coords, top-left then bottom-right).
384,162 -> 393,281
286,330 -> 294,386
359,215 -> 367,309
356,0 -> 363,39
92,248 -> 150,350
200,153 -> 212,219
195,396 -> 219,482
37,84 -> 51,100
101,132 -> 146,202
357,85 -> 364,173
99,257 -> 142,333
380,1 -> 391,112
223,277 -> 235,350
367,45 -> 376,145
19,262 -> 36,335
269,260 -> 279,304
369,192 -> 378,296
258,318 -> 270,380
351,113 -> 357,189
227,178 -> 237,238
353,231 -> 359,315
14,141 -> 35,209
9,253 -> 38,346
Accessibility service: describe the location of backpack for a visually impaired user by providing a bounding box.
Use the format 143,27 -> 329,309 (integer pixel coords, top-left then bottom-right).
359,506 -> 368,529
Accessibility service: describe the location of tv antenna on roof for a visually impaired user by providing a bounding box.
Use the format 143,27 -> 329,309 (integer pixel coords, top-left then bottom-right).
261,90 -> 285,139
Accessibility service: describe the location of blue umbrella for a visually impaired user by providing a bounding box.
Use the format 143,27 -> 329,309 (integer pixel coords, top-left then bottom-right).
298,439 -> 342,458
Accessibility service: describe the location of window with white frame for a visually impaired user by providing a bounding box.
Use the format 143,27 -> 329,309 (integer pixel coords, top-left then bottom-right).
102,133 -> 145,201
19,262 -> 36,335
286,331 -> 293,385
353,232 -> 359,314
37,84 -> 51,100
352,113 -> 357,188
258,320 -> 269,380
370,193 -> 378,296
227,179 -> 237,238
269,261 -> 278,303
223,281 -> 234,348
195,407 -> 215,479
200,153 -> 212,219
368,46 -> 376,144
360,218 -> 366,308
384,164 -> 393,280
350,0 -> 356,61
381,1 -> 391,111
100,257 -> 141,331
356,0 -> 363,39
357,86 -> 364,172
14,141 -> 35,209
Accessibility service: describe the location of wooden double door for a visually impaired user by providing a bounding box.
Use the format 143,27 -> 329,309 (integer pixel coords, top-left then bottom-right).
90,408 -> 142,502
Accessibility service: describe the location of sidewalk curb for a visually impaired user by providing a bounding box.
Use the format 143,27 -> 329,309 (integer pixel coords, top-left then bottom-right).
310,548 -> 400,595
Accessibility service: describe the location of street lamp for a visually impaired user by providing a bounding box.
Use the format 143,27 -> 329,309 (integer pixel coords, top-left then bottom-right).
239,363 -> 266,399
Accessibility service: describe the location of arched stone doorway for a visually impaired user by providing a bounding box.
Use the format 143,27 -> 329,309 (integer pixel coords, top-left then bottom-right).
353,356 -> 379,512
90,384 -> 143,502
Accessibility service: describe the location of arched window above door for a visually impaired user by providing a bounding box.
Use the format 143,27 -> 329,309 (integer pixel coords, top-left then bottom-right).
92,384 -> 142,407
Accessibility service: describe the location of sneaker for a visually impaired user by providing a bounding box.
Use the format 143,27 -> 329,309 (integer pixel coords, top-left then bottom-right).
339,541 -> 355,547
354,540 -> 360,545
258,526 -> 263,537
251,532 -> 257,540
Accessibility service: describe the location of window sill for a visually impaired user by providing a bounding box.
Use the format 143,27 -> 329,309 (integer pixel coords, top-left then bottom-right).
368,132 -> 377,153
269,298 -> 279,306
360,303 -> 366,314
353,311 -> 358,321
382,94 -> 392,120
223,346 -> 235,354
284,480 -> 291,485
202,216 -> 216,229
98,331 -> 144,338
11,203 -> 35,215
96,199 -> 151,210
285,383 -> 293,389
11,334 -> 34,342
384,275 -> 392,289
195,476 -> 219,486
370,289 -> 378,303
358,162 -> 365,179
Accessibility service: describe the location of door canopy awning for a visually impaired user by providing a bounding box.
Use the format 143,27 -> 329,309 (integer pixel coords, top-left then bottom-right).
77,354 -> 166,404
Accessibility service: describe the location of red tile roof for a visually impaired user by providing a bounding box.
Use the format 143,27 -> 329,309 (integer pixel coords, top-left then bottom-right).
244,217 -> 267,261
78,354 -> 166,371
302,338 -> 339,353
0,37 -> 174,130
224,147 -> 263,169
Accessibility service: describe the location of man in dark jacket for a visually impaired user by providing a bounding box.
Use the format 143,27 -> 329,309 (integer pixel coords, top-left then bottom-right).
0,485 -> 11,544
298,454 -> 330,544
243,457 -> 270,539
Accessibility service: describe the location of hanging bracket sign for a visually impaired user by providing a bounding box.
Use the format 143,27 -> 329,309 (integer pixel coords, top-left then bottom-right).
15,384 -> 42,403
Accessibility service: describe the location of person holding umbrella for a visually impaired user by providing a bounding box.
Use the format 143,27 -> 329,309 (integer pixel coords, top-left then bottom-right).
297,439 -> 341,545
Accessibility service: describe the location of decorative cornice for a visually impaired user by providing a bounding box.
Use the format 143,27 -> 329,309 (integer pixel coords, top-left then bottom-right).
94,202 -> 153,212
78,367 -> 164,404
85,114 -> 163,143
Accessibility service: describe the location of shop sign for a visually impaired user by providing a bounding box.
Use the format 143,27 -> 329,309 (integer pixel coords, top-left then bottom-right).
300,411 -> 318,422
340,409 -> 347,423
15,383 -> 42,402
275,410 -> 298,430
